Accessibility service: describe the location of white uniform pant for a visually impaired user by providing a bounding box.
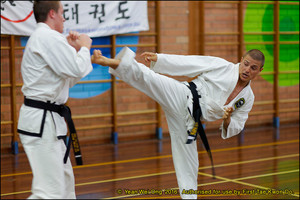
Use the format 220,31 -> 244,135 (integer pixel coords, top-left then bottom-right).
110,48 -> 199,199
19,113 -> 76,199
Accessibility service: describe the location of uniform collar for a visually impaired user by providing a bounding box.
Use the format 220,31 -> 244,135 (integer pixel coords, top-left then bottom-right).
36,22 -> 52,30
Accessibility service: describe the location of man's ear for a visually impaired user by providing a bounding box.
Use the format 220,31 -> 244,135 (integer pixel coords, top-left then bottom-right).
260,67 -> 264,72
240,57 -> 243,63
48,9 -> 55,19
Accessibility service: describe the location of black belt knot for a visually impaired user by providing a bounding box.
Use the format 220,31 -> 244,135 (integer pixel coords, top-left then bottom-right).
24,97 -> 82,165
187,82 -> 216,178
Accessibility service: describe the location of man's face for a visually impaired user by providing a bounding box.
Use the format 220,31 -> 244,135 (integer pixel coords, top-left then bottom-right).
239,55 -> 263,83
53,2 -> 65,33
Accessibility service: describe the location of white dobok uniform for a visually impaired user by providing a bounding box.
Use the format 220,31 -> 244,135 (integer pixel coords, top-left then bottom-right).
109,47 -> 254,199
17,23 -> 93,199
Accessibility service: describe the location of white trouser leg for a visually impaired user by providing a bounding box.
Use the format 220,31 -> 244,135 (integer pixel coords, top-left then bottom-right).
63,158 -> 76,199
109,48 -> 199,199
110,53 -> 189,113
165,110 -> 199,199
19,113 -> 76,199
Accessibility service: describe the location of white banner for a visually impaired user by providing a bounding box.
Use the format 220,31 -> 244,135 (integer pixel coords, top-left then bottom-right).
1,1 -> 149,37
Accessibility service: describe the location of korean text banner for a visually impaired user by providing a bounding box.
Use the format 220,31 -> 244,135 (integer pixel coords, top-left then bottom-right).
1,1 -> 149,37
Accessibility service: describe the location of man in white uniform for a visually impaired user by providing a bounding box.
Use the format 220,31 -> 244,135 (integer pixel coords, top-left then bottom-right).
91,47 -> 264,199
17,1 -> 93,199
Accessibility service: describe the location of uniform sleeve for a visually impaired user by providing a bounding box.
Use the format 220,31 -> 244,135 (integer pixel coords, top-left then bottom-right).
150,53 -> 230,77
221,96 -> 254,139
69,77 -> 82,88
43,34 -> 93,79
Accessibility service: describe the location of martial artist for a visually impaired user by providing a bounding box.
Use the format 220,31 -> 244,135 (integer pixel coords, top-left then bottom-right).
91,47 -> 264,199
17,1 -> 93,198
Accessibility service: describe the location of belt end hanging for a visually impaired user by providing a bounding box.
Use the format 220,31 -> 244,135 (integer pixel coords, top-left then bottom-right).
75,156 -> 83,165
186,139 -> 193,144
208,150 -> 216,179
212,166 -> 216,179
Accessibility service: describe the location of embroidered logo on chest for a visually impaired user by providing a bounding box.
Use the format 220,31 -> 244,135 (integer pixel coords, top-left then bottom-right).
234,98 -> 245,109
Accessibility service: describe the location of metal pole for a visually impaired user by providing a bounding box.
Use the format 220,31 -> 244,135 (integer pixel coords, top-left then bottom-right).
273,1 -> 280,128
111,35 -> 118,144
198,1 -> 206,130
238,0 -> 244,60
238,0 -> 245,144
155,1 -> 163,140
199,1 -> 205,55
9,35 -> 18,154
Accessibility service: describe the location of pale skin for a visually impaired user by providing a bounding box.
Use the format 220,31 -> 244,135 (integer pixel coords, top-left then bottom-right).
45,1 -> 92,51
91,50 -> 264,131
91,50 -> 120,69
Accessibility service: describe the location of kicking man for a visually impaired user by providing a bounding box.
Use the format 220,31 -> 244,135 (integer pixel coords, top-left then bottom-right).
91,47 -> 264,199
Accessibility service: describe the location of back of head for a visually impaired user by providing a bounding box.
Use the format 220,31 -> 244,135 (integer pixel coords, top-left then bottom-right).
33,1 -> 60,23
244,49 -> 265,68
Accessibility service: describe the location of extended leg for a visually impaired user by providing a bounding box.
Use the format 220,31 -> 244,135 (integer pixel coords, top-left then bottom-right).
108,47 -> 199,199
109,47 -> 190,115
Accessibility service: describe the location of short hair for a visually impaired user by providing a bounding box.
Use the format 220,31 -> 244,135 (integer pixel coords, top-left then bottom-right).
33,1 -> 60,23
243,49 -> 265,68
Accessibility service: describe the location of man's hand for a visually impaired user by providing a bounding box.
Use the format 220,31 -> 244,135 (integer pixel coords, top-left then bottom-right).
141,52 -> 157,62
76,34 -> 92,50
91,50 -> 108,65
91,49 -> 120,69
67,31 -> 92,51
67,31 -> 80,51
223,107 -> 233,130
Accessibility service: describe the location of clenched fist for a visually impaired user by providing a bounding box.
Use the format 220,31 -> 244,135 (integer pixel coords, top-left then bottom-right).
141,52 -> 158,63
91,49 -> 120,69
223,107 -> 233,130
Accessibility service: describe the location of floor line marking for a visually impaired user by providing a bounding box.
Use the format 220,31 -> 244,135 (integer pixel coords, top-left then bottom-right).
1,153 -> 298,197
198,170 -> 299,198
77,153 -> 300,187
103,169 -> 299,199
1,139 -> 298,178
202,153 -> 299,170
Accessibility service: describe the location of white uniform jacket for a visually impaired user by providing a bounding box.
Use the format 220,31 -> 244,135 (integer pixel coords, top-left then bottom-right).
150,53 -> 254,139
18,23 -> 93,137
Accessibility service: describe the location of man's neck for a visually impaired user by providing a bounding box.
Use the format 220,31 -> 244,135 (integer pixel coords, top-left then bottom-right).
44,20 -> 56,32
224,78 -> 249,105
237,78 -> 249,89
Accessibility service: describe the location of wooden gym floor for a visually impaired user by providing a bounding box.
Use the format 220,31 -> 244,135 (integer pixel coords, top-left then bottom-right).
1,123 -> 299,199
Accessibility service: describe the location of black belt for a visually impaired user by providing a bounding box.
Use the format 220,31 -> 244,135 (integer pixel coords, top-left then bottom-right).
23,97 -> 83,165
187,82 -> 215,178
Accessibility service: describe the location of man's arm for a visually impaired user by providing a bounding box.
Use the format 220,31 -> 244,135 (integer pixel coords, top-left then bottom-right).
141,52 -> 157,62
221,110 -> 248,139
67,31 -> 92,52
91,49 -> 120,69
221,98 -> 253,139
43,31 -> 93,79
66,31 -> 93,87
140,52 -> 230,77
222,107 -> 233,130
